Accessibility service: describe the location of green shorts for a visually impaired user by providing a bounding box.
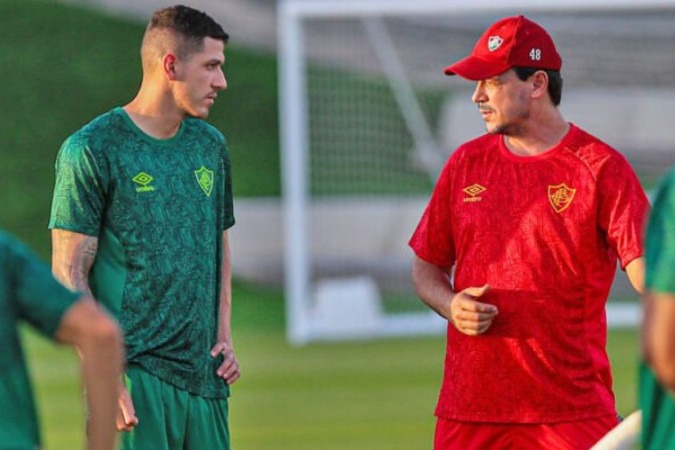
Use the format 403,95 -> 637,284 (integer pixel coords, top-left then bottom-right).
120,366 -> 229,450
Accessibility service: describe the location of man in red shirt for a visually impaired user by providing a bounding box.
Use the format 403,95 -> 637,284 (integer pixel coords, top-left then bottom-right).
409,15 -> 649,450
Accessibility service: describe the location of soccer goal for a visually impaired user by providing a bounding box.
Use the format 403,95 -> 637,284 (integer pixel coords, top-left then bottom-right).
278,0 -> 675,344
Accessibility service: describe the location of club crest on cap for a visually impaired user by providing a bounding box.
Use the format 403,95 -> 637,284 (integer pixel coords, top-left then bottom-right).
487,35 -> 503,52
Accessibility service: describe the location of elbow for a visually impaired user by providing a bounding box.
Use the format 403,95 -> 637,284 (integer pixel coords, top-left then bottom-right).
410,258 -> 421,289
96,318 -> 123,346
411,265 -> 423,297
93,318 -> 123,351
411,257 -> 451,293
411,258 -> 433,299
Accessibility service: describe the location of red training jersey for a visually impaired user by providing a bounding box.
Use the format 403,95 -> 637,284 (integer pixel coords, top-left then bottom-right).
409,124 -> 649,423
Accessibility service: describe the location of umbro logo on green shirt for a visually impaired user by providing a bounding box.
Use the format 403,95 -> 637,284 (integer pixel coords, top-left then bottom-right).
133,172 -> 156,192
194,166 -> 214,197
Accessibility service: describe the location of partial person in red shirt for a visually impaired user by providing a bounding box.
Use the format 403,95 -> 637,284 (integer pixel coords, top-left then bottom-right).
409,15 -> 649,450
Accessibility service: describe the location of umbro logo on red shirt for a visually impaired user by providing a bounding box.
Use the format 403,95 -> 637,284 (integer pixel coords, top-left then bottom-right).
463,184 -> 486,203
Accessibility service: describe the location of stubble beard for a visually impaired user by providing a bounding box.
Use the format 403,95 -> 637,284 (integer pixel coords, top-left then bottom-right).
485,109 -> 529,137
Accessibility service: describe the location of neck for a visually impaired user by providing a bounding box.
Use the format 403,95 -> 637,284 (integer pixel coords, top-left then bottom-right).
123,82 -> 184,139
503,109 -> 570,157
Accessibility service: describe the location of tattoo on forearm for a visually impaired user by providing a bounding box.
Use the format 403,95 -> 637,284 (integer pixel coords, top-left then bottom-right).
70,238 -> 97,294
52,231 -> 98,295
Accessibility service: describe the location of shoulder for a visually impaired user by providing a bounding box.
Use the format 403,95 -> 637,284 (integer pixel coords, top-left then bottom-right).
447,134 -> 498,166
562,124 -> 635,178
563,124 -> 625,163
69,108 -> 124,141
456,134 -> 495,154
184,118 -> 227,145
435,134 -> 496,186
653,167 -> 675,207
59,109 -> 123,161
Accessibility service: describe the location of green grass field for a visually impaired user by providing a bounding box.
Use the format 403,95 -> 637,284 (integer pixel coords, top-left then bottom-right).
25,281 -> 640,449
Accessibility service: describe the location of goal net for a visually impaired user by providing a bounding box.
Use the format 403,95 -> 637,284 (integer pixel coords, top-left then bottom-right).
278,0 -> 675,344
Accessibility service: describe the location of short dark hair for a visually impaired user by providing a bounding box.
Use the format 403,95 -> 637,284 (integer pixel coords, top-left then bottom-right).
144,5 -> 229,61
513,67 -> 563,106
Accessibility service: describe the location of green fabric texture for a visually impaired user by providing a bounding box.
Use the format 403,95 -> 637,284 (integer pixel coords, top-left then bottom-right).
645,168 -> 675,293
640,167 -> 675,450
0,231 -> 79,449
121,366 -> 230,450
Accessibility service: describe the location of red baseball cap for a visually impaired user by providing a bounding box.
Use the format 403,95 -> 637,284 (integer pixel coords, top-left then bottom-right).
444,15 -> 562,80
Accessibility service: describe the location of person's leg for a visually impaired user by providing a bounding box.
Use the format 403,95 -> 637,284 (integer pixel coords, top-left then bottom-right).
184,394 -> 230,450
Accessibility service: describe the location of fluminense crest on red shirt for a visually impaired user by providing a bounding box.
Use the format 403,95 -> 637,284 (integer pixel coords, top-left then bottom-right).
463,184 -> 486,203
548,183 -> 576,213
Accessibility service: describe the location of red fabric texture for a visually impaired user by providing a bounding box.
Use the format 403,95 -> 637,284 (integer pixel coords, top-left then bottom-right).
409,124 -> 649,423
434,415 -> 619,450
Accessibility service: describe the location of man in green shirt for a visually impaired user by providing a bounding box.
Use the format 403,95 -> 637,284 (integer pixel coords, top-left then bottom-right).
640,167 -> 675,450
49,5 -> 239,449
0,230 -> 122,450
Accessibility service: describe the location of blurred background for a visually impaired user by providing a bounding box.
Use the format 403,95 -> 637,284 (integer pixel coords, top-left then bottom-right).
2,0 -> 673,448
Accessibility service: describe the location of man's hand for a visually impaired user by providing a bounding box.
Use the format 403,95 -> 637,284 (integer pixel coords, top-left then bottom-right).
211,342 -> 241,385
116,384 -> 138,432
449,284 -> 498,336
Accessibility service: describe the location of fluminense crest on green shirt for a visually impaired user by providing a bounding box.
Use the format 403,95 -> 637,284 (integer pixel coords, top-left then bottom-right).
194,166 -> 214,197
133,171 -> 155,192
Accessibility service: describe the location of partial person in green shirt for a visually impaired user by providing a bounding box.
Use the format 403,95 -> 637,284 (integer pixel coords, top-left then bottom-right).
49,5 -> 239,450
0,230 -> 123,450
640,167 -> 675,450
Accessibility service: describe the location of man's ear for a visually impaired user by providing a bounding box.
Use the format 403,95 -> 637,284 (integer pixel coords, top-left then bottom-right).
163,54 -> 178,80
531,70 -> 549,99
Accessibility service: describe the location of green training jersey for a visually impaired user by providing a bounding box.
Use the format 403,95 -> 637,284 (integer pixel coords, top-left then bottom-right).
0,231 -> 79,449
640,167 -> 675,450
49,107 -> 235,399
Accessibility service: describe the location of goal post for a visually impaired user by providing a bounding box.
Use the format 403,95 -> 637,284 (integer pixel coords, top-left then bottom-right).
278,0 -> 675,345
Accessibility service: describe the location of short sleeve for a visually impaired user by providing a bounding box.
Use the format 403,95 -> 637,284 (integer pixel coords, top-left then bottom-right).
645,169 -> 675,293
2,234 -> 80,338
221,139 -> 235,230
49,135 -> 106,236
596,153 -> 650,269
408,156 -> 456,267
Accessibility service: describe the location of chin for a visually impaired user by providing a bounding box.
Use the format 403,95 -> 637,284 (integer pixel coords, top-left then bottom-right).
486,124 -> 507,135
186,110 -> 209,119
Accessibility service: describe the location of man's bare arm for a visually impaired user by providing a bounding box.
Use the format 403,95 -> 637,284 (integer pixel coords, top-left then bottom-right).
56,297 -> 124,450
411,256 -> 497,335
625,257 -> 645,295
51,228 -> 138,431
411,256 -> 455,319
210,230 -> 240,385
51,229 -> 99,294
